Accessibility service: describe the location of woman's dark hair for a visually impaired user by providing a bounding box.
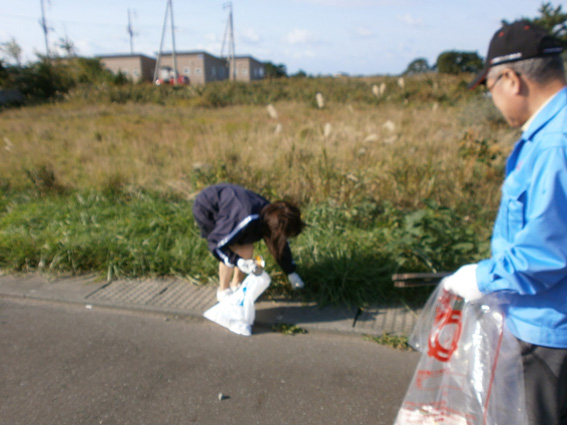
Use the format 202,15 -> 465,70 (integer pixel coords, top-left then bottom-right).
260,201 -> 305,262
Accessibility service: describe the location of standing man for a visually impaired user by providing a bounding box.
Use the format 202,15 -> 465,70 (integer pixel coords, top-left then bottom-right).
442,21 -> 567,425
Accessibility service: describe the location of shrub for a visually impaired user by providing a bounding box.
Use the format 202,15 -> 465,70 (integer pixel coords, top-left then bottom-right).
436,51 -> 483,75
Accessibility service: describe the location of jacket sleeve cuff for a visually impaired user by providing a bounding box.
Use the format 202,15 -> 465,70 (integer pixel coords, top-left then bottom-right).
476,258 -> 494,294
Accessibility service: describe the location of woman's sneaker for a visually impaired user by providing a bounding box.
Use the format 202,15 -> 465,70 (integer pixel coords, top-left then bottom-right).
216,288 -> 233,302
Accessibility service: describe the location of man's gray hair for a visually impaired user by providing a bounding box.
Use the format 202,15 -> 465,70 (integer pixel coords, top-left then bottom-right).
487,55 -> 565,84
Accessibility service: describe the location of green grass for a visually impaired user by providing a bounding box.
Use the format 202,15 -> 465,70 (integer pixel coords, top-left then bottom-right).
272,323 -> 308,335
366,332 -> 411,351
0,187 -> 491,307
0,189 -> 212,278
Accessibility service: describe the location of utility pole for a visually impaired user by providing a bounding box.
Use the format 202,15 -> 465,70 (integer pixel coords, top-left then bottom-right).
127,9 -> 137,55
39,0 -> 50,58
169,0 -> 178,84
220,2 -> 236,81
153,0 -> 178,85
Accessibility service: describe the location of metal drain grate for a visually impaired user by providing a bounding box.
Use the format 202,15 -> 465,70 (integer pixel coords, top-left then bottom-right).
148,280 -> 216,312
86,280 -> 170,304
355,306 -> 422,336
85,279 -> 217,313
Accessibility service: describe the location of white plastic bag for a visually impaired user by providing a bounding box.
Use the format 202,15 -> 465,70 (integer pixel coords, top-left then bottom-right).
393,285 -> 528,425
203,270 -> 271,336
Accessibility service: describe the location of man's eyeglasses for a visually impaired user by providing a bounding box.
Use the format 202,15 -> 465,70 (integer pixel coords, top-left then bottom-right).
486,73 -> 506,92
485,71 -> 521,95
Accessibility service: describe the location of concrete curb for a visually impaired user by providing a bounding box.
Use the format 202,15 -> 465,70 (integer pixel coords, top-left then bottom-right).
0,273 -> 422,336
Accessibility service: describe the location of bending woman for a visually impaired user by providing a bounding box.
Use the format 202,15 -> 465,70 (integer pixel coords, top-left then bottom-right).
192,183 -> 305,301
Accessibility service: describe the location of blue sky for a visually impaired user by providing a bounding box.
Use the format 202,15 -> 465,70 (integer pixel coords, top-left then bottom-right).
0,0 -> 546,75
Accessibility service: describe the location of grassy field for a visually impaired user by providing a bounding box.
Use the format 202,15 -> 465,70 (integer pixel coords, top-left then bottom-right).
0,74 -> 520,307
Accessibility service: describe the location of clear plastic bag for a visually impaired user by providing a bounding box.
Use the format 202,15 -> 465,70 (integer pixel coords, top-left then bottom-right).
203,270 -> 271,336
393,285 -> 528,425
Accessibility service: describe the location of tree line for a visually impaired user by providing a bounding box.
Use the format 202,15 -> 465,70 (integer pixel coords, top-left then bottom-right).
404,2 -> 566,76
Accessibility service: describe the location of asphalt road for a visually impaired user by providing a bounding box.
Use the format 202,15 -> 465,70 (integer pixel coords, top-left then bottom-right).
0,298 -> 420,425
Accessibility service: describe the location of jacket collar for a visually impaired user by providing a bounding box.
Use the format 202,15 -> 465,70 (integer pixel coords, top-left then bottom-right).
522,86 -> 567,141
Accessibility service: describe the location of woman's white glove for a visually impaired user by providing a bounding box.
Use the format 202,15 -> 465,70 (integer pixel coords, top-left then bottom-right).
441,264 -> 483,302
237,258 -> 258,275
287,272 -> 305,289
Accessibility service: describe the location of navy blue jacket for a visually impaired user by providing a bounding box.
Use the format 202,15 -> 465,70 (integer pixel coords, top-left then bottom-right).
192,183 -> 296,274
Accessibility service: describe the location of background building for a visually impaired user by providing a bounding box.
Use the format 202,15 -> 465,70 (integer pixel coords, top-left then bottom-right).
158,51 -> 228,85
230,56 -> 265,82
98,51 -> 265,85
98,54 -> 156,83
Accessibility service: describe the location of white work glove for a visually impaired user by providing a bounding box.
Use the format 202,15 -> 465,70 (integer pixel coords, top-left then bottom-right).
236,258 -> 259,275
441,264 -> 484,303
288,272 -> 305,289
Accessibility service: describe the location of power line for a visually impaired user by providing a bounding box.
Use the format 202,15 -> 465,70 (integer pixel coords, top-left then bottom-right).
0,11 -> 180,31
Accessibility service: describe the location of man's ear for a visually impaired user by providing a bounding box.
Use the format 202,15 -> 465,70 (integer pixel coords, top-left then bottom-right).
507,70 -> 523,95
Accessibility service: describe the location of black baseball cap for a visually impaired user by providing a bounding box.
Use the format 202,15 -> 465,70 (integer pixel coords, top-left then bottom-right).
468,20 -> 564,89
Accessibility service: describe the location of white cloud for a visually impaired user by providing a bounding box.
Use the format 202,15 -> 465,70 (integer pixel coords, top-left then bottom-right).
351,26 -> 374,38
288,48 -> 316,59
398,14 -> 424,27
283,28 -> 318,45
240,28 -> 262,44
195,33 -> 223,55
195,42 -> 223,54
203,33 -> 220,42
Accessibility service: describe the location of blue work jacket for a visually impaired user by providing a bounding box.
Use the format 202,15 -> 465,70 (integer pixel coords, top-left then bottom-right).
477,87 -> 567,348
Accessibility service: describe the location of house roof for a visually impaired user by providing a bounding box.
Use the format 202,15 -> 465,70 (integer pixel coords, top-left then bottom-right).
96,53 -> 155,60
158,51 -> 215,57
96,52 -> 264,65
155,51 -> 262,62
234,55 -> 262,62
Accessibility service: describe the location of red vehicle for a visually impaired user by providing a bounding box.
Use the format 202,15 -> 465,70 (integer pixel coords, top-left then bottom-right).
155,66 -> 189,85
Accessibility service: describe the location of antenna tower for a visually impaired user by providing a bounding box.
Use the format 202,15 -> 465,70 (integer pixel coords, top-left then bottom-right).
220,2 -> 236,81
153,0 -> 179,84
